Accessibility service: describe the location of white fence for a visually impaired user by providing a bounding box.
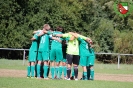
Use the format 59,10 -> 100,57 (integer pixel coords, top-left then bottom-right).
0,48 -> 133,69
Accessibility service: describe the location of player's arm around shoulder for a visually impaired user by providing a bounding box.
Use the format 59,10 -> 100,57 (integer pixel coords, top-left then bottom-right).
30,38 -> 36,41
55,33 -> 70,38
69,32 -> 85,42
30,36 -> 37,41
37,30 -> 51,36
30,32 -> 39,41
37,30 -> 45,36
89,41 -> 94,48
43,30 -> 53,35
68,32 -> 78,40
52,37 -> 62,43
55,32 -> 76,41
78,34 -> 92,43
78,34 -> 88,40
55,34 -> 65,37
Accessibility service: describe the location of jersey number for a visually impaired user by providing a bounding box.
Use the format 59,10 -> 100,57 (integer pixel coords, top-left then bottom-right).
41,36 -> 45,43
86,44 -> 88,49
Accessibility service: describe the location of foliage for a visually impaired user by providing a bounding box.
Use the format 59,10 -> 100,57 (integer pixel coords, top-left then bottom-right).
94,18 -> 114,52
0,0 -> 133,62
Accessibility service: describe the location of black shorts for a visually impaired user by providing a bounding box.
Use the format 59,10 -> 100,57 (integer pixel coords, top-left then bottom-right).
66,54 -> 79,65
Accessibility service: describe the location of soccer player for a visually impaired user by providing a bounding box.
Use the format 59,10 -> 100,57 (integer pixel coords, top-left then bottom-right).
27,30 -> 40,78
47,28 -> 54,78
36,24 -> 51,79
69,32 -> 93,80
44,26 -> 63,79
55,32 -> 79,80
61,40 -> 67,79
70,68 -> 75,80
33,30 -> 43,78
87,46 -> 95,80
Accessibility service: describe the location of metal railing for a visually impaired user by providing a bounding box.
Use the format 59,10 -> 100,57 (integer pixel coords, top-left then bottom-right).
96,53 -> 133,69
0,48 -> 133,69
0,48 -> 29,65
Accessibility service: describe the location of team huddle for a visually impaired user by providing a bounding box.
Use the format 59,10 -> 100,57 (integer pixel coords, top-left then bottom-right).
27,24 -> 95,81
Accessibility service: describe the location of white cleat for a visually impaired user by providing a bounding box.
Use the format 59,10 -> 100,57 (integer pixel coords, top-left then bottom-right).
67,78 -> 70,80
64,77 -> 67,80
75,78 -> 78,81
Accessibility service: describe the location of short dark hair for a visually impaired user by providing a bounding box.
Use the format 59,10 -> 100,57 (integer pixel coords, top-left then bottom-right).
49,28 -> 53,31
56,26 -> 63,32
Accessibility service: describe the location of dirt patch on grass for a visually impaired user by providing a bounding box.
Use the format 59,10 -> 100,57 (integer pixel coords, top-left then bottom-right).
94,73 -> 133,82
0,69 -> 26,78
0,69 -> 133,82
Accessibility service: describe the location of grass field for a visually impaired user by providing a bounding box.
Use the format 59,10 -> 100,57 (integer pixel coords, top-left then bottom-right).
0,59 -> 133,74
0,59 -> 133,88
0,77 -> 133,88
0,59 -> 26,70
95,63 -> 133,74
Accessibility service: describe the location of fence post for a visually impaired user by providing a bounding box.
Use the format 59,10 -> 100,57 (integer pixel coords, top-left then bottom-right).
23,49 -> 26,65
117,54 -> 120,69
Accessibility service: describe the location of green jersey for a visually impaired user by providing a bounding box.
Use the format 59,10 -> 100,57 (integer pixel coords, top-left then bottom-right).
78,37 -> 91,56
89,48 -> 95,56
51,31 -> 63,49
62,33 -> 79,55
29,32 -> 40,51
38,34 -> 50,52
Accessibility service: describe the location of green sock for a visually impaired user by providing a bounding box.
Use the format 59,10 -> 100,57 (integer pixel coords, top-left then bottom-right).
83,72 -> 87,80
72,68 -> 75,77
37,64 -> 40,77
47,66 -> 50,77
63,66 -> 67,77
55,66 -> 59,78
90,69 -> 94,80
59,66 -> 63,78
50,67 -> 55,79
31,66 -> 35,77
43,65 -> 48,78
27,66 -> 31,77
